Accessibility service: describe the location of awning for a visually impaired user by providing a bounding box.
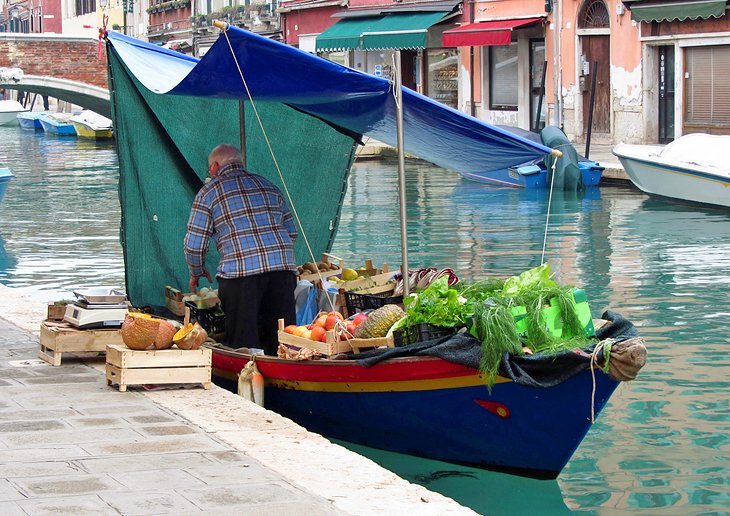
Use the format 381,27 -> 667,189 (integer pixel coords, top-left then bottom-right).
442,17 -> 543,47
361,11 -> 452,50
316,10 -> 451,52
628,0 -> 726,23
316,16 -> 384,51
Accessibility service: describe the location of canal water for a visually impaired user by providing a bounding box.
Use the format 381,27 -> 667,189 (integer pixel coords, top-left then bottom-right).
1,125 -> 728,514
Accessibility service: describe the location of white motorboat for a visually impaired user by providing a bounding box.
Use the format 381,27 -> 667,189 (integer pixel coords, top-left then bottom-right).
0,100 -> 28,126
613,133 -> 730,209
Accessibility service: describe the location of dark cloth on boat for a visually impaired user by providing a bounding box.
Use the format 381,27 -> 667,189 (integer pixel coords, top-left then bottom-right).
355,311 -> 640,388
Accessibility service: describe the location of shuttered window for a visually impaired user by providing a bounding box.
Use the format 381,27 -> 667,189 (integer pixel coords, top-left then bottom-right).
490,43 -> 518,110
685,45 -> 730,129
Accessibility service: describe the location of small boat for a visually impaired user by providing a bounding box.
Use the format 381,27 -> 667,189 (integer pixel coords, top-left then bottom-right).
0,100 -> 28,126
70,110 -> 113,140
16,111 -> 50,131
37,112 -> 77,136
458,126 -> 605,189
613,133 -> 730,209
0,168 -> 14,204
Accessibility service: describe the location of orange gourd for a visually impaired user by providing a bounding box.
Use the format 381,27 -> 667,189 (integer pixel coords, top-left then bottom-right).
121,313 -> 161,350
173,322 -> 208,350
154,320 -> 178,350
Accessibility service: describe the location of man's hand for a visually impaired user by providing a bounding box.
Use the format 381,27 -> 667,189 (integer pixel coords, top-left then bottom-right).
189,269 -> 212,293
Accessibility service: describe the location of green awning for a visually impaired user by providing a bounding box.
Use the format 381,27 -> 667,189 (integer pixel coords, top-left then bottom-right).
362,11 -> 450,50
316,16 -> 385,52
630,0 -> 727,23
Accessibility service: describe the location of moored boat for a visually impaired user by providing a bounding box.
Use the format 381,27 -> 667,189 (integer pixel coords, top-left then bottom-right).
0,100 -> 28,126
458,126 -> 605,189
0,168 -> 14,205
16,111 -> 50,131
70,110 -> 113,140
105,25 -> 646,479
37,112 -> 77,136
613,133 -> 730,209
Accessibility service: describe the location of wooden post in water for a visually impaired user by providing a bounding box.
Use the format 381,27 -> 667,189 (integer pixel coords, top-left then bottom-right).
584,61 -> 598,160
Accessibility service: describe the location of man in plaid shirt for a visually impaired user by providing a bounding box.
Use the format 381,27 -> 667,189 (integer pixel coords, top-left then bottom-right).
184,144 -> 298,355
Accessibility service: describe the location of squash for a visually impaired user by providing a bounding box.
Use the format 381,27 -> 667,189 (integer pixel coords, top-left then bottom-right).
173,322 -> 208,350
353,304 -> 405,339
154,319 -> 179,350
121,313 -> 161,350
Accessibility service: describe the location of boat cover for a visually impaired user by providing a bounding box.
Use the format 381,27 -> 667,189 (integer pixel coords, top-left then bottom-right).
106,28 -> 552,175
105,27 -> 554,309
355,311 -> 641,388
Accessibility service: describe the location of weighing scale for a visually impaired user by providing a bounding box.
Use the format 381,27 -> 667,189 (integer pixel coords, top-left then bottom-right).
63,288 -> 129,329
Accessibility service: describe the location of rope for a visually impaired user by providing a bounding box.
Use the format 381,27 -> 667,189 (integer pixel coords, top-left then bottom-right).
588,339 -> 613,423
540,158 -> 558,264
220,28 -> 339,312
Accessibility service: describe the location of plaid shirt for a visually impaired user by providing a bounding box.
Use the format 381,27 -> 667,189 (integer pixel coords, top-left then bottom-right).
184,163 -> 298,279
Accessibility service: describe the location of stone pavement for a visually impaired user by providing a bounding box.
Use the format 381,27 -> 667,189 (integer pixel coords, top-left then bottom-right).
0,287 -> 475,516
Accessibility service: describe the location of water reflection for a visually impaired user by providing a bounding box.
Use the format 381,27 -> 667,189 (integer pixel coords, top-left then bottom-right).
337,441 -> 572,516
1,129 -> 729,513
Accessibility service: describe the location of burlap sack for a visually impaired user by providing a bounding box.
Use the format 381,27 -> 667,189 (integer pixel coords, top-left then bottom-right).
607,337 -> 647,381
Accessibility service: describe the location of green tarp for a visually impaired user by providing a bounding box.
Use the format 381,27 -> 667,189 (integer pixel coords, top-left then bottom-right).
108,47 -> 358,309
630,0 -> 726,22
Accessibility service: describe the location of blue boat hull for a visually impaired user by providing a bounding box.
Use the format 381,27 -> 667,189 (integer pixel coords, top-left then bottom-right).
460,161 -> 605,189
39,118 -> 76,136
0,169 -> 14,205
16,113 -> 44,131
212,350 -> 619,479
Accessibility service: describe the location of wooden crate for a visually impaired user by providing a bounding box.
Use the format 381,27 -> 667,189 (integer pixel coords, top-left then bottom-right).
165,285 -> 219,317
348,334 -> 395,354
277,319 -> 394,356
46,303 -> 68,322
277,319 -> 352,356
298,252 -> 344,283
105,344 -> 212,392
39,321 -> 122,366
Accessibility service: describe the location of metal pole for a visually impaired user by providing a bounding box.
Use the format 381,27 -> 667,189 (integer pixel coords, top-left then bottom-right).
584,61 -> 598,159
395,50 -> 410,296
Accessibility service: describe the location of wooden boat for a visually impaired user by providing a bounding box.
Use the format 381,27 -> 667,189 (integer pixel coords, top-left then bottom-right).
105,25 -> 645,479
16,111 -> 49,131
37,112 -> 77,136
0,168 -> 14,205
0,100 -> 28,126
70,110 -> 113,140
613,134 -> 730,209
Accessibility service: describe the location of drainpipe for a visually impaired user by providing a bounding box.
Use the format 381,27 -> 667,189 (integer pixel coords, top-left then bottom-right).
469,0 -> 475,117
551,0 -> 562,128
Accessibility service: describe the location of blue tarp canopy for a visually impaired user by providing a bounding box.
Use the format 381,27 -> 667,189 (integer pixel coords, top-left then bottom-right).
107,25 -> 552,175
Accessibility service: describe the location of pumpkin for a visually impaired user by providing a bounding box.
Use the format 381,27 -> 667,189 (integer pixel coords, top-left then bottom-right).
153,319 -> 179,350
173,322 -> 208,350
121,313 -> 161,350
353,304 -> 405,339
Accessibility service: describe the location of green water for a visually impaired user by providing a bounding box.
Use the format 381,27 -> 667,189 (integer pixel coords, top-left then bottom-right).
1,126 -> 729,514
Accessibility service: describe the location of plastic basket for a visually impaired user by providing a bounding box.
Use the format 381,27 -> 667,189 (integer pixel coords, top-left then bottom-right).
392,323 -> 456,347
185,301 -> 226,336
344,290 -> 403,314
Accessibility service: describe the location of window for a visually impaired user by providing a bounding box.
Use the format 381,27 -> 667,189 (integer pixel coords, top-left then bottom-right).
490,43 -> 518,110
75,0 -> 96,17
685,45 -> 730,130
426,48 -> 458,108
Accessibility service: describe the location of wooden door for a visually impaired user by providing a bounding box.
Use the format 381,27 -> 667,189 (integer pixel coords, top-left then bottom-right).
582,35 -> 610,134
